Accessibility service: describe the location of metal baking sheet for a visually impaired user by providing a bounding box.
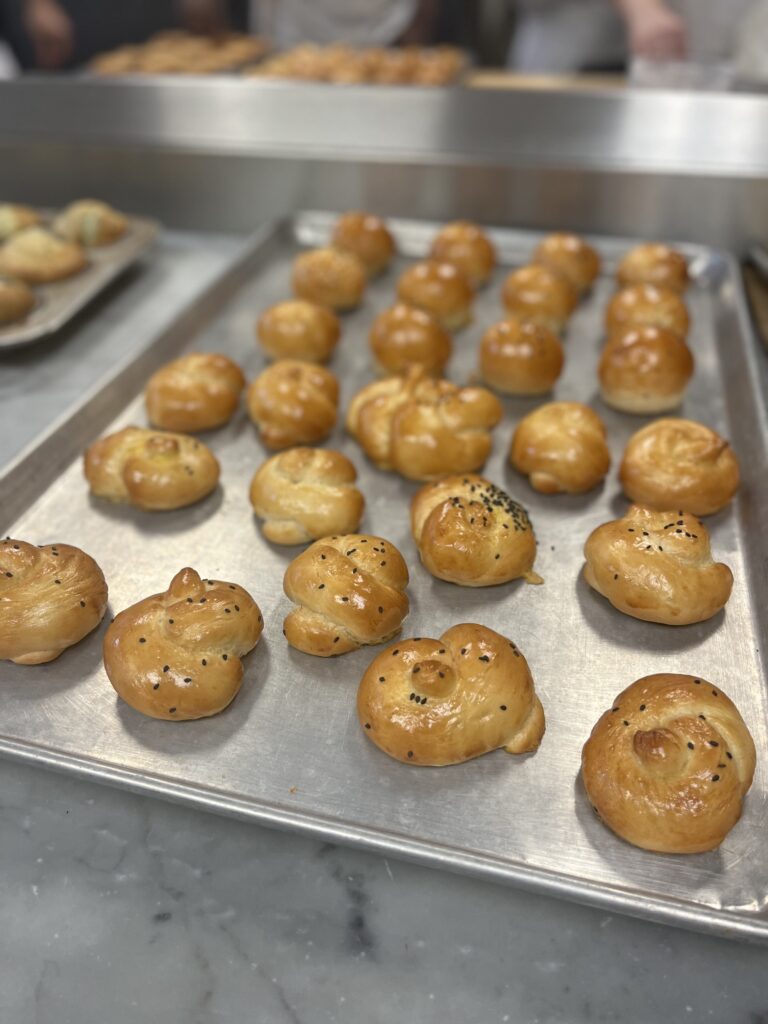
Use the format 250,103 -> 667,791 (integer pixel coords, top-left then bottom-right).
0,214 -> 158,348
1,214 -> 767,942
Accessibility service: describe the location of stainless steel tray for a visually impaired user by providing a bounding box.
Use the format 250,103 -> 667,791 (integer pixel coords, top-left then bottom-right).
0,214 -> 158,348
1,213 -> 767,943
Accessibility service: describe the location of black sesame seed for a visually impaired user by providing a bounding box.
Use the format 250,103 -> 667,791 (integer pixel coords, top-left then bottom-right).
699,714 -> 706,720
392,649 -> 399,655
639,704 -> 646,711
139,637 -> 146,643
319,584 -> 325,590
439,649 -> 445,654
80,600 -> 85,607
378,676 -> 385,682
200,598 -> 206,603
614,574 -> 619,580
168,618 -> 174,624
222,654 -> 228,661
694,679 -> 701,684
341,597 -> 349,603
407,751 -> 413,759
225,608 -> 231,613
709,740 -> 719,747
235,605 -> 240,611
202,659 -> 207,666
380,561 -> 386,566
479,655 -> 490,663
461,648 -> 467,655
726,752 -> 733,760
623,720 -> 629,726
438,672 -> 445,679
229,585 -> 236,590
365,723 -> 371,729
187,598 -> 193,603
421,697 -> 427,705
495,554 -> 500,560
54,578 -> 60,584
163,665 -> 169,672
333,637 -> 340,644
717,763 -> 726,769
378,606 -> 383,613
712,690 -> 718,697
321,554 -> 326,560
413,666 -> 421,673
500,705 -> 507,711
169,708 -> 177,714
153,683 -> 159,690
611,707 -> 619,713
687,742 -> 694,749
712,775 -> 720,782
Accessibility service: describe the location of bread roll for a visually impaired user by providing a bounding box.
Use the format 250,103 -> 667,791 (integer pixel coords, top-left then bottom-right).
605,284 -> 689,339
369,303 -> 451,377
396,259 -> 473,331
103,567 -> 263,720
429,221 -> 496,289
510,402 -> 610,494
582,674 -> 755,853
620,418 -> 739,516
0,204 -> 41,241
411,475 -> 541,587
358,623 -> 545,766
331,211 -> 395,277
52,199 -> 128,246
0,227 -> 86,284
0,274 -> 34,325
479,317 -> 564,396
257,300 -> 340,363
501,264 -> 578,334
346,366 -> 502,481
247,360 -> 339,450
616,243 -> 689,293
250,447 -> 364,544
146,353 -> 245,432
532,232 -> 601,294
0,538 -> 108,665
599,325 -> 694,414
84,426 -> 220,510
283,534 -> 409,656
292,246 -> 366,311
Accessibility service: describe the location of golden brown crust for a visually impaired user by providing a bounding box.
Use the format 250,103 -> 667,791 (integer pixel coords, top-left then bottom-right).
479,317 -> 564,395
396,260 -> 474,331
247,360 -> 339,450
145,353 -> 245,432
509,402 -> 610,494
52,200 -> 128,246
616,243 -> 689,293
103,567 -> 262,720
0,539 -> 108,665
583,505 -> 733,625
331,211 -> 395,277
257,300 -> 340,363
605,284 -> 689,339
0,227 -> 87,284
249,447 -> 365,545
283,534 -> 409,656
429,221 -> 497,289
582,674 -> 755,853
0,274 -> 34,325
501,264 -> 578,334
358,623 -> 545,766
0,204 -> 41,241
599,326 -> 694,414
411,475 -> 541,587
619,418 -> 740,516
84,426 -> 220,510
532,232 -> 601,294
346,366 -> 502,481
369,303 -> 452,377
292,247 -> 367,311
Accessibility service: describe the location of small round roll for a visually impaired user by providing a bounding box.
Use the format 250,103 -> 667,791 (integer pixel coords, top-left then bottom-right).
583,505 -> 733,625
247,360 -> 339,450
599,325 -> 694,414
0,274 -> 34,325
0,227 -> 86,284
257,299 -> 340,363
606,284 -> 689,339
501,264 -> 578,334
532,232 -> 601,294
479,317 -> 564,396
292,246 -> 366,311
509,402 -> 610,494
396,259 -> 474,331
52,199 -> 128,246
0,204 -> 41,241
369,303 -> 451,377
582,674 -> 755,853
429,221 -> 497,289
619,418 -> 740,516
331,211 -> 395,277
145,353 -> 245,432
616,243 -> 689,293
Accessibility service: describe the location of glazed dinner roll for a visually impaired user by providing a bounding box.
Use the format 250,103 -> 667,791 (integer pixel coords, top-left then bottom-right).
501,264 -> 578,334
616,242 -> 689,293
346,366 -> 502,481
257,299 -> 340,363
619,418 -> 740,516
0,538 -> 108,665
103,567 -> 263,721
249,447 -> 364,545
479,317 -> 564,396
283,534 -> 409,656
330,211 -> 395,277
0,274 -> 34,325
599,325 -> 694,414
292,246 -> 366,311
428,220 -> 497,289
583,505 -> 733,625
247,360 -> 339,450
510,402 -> 610,494
582,674 -> 755,853
358,623 -> 545,766
145,353 -> 245,432
396,259 -> 474,331
0,227 -> 86,284
52,199 -> 128,246
0,203 -> 41,241
605,284 -> 689,339
369,303 -> 451,377
532,232 -> 601,295
84,426 -> 220,510
411,475 -> 541,587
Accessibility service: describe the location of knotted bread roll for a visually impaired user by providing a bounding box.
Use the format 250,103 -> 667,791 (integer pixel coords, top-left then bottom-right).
0,227 -> 86,283
103,567 -> 263,720
479,317 -> 564,395
0,203 -> 41,241
501,264 -> 578,334
145,353 -> 245,432
599,325 -> 694,414
396,259 -> 474,331
52,199 -> 128,246
0,538 -> 108,665
358,623 -> 545,765
532,232 -> 601,294
331,211 -> 395,277
616,243 -> 689,293
582,674 -> 755,853
247,360 -> 339,450
429,221 -> 497,289
509,402 -> 610,494
606,284 -> 689,339
257,300 -> 340,363
0,274 -> 34,325
292,246 -> 366,311
369,303 -> 452,377
283,533 -> 409,656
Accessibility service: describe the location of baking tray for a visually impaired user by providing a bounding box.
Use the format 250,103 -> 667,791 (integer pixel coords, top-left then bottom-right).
0,214 -> 158,348
1,213 -> 767,943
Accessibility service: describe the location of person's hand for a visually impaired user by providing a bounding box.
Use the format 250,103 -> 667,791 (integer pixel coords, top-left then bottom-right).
178,0 -> 228,36
622,0 -> 687,61
23,0 -> 74,70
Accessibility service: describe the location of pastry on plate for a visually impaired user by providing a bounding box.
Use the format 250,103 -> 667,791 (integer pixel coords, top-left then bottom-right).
247,360 -> 339,450
532,232 -> 601,294
479,317 -> 564,395
0,203 -> 41,241
292,246 -> 366,311
396,259 -> 473,331
616,243 -> 689,293
0,274 -> 34,325
599,325 -> 694,414
257,299 -> 340,363
509,401 -> 610,494
53,199 -> 128,246
331,211 -> 395,277
0,227 -> 86,284
369,303 -> 451,377
501,264 -> 578,334
146,353 -> 245,431
429,221 -> 496,289
605,284 -> 689,339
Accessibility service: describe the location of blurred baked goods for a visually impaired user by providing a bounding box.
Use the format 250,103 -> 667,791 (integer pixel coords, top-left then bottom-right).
0,204 -> 41,241
283,534 -> 409,656
346,366 -> 502,481
53,200 -> 128,247
599,325 -> 694,414
616,243 -> 689,293
146,353 -> 245,432
479,317 -> 564,395
620,418 -> 739,516
0,227 -> 86,284
249,447 -> 364,545
0,538 -> 108,665
397,260 -> 473,331
0,275 -> 34,325
358,623 -> 545,766
331,212 -> 395,278
583,505 -> 733,625
84,426 -> 220,510
532,232 -> 601,294
510,402 -> 610,494
501,264 -> 578,334
411,475 -> 541,587
429,221 -> 496,289
247,360 -> 338,450
369,303 -> 451,377
103,567 -> 263,720
582,674 -> 755,853
605,284 -> 689,339
292,247 -> 367,311
244,44 -> 465,86
90,31 -> 269,76
257,300 -> 340,363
